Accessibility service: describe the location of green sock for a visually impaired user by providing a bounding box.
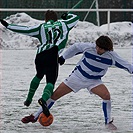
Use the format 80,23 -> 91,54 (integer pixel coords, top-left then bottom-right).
26,76 -> 41,102
42,83 -> 54,101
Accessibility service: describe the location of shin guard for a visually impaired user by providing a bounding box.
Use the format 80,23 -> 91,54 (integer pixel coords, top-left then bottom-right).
26,76 -> 41,102
42,83 -> 54,101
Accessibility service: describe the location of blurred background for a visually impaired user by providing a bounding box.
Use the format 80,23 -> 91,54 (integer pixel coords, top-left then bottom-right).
0,0 -> 132,25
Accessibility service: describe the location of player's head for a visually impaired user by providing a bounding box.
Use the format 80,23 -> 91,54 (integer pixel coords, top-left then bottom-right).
45,10 -> 57,22
96,35 -> 113,51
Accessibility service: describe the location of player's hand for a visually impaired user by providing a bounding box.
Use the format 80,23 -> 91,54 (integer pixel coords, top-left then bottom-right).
58,56 -> 65,65
61,13 -> 68,20
0,19 -> 8,27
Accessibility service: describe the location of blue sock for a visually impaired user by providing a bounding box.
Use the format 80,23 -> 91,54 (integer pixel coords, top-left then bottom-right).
46,98 -> 55,109
102,100 -> 111,124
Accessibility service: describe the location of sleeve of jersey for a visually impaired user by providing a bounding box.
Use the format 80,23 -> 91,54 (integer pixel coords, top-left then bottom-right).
112,51 -> 133,74
7,24 -> 40,38
63,13 -> 79,30
62,42 -> 92,60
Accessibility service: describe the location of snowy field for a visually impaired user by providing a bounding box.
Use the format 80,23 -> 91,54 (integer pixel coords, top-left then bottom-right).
0,47 -> 132,133
0,12 -> 132,133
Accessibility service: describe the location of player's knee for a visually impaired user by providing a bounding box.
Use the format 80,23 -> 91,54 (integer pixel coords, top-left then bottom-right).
36,74 -> 43,80
102,93 -> 110,100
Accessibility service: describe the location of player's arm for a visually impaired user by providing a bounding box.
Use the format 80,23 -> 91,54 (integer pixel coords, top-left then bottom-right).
62,43 -> 83,60
111,51 -> 133,74
58,43 -> 81,65
63,42 -> 94,59
58,42 -> 93,65
61,13 -> 79,30
0,19 -> 40,38
58,43 -> 82,65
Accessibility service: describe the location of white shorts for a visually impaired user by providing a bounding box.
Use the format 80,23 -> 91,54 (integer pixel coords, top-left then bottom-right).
63,71 -> 103,93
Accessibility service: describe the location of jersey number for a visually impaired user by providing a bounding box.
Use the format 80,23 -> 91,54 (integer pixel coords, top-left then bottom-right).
48,29 -> 61,44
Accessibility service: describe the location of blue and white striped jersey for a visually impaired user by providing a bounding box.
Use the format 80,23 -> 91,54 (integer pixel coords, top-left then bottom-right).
62,42 -> 133,80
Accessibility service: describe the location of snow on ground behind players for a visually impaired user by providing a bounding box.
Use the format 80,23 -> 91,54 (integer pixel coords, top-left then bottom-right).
0,12 -> 132,49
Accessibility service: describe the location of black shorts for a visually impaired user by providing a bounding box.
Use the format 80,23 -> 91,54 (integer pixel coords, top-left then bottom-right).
35,46 -> 59,85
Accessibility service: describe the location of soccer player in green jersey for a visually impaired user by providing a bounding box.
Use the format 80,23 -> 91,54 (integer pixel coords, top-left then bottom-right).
0,10 -> 79,117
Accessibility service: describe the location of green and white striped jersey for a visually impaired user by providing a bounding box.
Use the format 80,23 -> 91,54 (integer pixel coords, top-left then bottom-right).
7,13 -> 79,54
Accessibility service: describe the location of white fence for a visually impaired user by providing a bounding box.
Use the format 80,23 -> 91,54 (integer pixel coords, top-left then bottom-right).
0,8 -> 132,32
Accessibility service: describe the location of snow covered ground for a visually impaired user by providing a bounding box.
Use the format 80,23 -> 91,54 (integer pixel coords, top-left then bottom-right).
0,12 -> 133,133
0,48 -> 133,133
0,12 -> 132,49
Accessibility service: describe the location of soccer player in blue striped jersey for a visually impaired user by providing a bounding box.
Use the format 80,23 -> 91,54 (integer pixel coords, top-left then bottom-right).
0,10 -> 79,117
21,36 -> 133,130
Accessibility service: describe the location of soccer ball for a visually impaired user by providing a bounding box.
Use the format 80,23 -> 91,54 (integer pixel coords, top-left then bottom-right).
38,113 -> 54,126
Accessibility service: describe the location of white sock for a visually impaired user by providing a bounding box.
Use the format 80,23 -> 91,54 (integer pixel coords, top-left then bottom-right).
34,106 -> 43,120
33,98 -> 55,120
102,100 -> 111,124
46,98 -> 55,109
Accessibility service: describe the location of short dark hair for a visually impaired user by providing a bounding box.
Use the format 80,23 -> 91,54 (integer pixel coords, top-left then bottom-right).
96,36 -> 113,51
45,10 -> 57,22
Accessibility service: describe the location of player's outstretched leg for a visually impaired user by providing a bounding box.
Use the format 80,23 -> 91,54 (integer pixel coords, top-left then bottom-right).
38,98 -> 50,117
21,98 -> 55,124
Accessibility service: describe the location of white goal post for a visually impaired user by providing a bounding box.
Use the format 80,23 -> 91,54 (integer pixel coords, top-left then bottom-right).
0,8 -> 132,32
